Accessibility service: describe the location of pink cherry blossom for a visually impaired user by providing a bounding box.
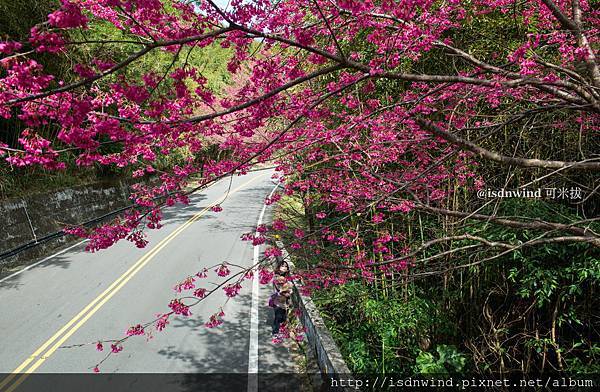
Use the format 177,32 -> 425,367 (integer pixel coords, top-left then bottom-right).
215,263 -> 230,277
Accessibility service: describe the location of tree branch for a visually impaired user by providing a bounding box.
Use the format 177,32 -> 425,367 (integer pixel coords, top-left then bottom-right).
417,119 -> 600,171
132,63 -> 346,124
413,202 -> 598,238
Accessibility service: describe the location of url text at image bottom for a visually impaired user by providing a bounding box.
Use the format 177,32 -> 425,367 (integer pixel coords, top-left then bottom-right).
329,376 -> 595,390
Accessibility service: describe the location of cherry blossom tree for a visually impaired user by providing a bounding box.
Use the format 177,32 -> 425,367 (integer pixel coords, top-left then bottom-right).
1,0 -> 599,371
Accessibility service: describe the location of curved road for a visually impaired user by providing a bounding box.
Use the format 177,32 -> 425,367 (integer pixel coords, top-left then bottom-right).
0,170 -> 303,391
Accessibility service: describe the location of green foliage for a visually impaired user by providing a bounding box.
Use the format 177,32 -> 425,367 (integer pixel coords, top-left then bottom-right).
154,146 -> 193,171
0,0 -> 73,79
0,165 -> 97,199
0,0 -> 56,38
313,282 -> 457,374
415,345 -> 467,375
68,18 -> 233,91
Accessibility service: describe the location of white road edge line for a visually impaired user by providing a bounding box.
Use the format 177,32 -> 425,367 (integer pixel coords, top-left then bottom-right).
0,240 -> 89,284
247,179 -> 280,391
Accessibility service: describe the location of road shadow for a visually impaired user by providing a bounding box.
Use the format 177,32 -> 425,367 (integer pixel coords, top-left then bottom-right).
158,194 -> 209,226
0,193 -> 211,286
0,242 -> 89,290
159,291 -> 253,373
156,285 -> 308,391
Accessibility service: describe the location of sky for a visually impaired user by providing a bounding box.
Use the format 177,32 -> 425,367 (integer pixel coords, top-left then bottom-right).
212,0 -> 233,9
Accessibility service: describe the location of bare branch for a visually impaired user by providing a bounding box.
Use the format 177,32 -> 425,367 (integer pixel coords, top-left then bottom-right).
540,0 -> 600,87
417,119 -> 600,171
413,202 -> 599,238
539,0 -> 578,31
311,0 -> 345,59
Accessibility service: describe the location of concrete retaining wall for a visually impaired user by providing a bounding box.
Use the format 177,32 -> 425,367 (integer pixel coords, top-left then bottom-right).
0,179 -> 136,269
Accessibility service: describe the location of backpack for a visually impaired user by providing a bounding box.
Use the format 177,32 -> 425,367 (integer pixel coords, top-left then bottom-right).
268,292 -> 278,308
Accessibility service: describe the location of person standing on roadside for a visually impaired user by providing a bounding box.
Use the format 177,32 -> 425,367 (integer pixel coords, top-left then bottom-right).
273,274 -> 287,292
275,260 -> 290,278
272,283 -> 292,335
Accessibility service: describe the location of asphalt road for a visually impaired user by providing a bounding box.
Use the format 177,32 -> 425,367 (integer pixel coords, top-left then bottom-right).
0,170 -> 304,392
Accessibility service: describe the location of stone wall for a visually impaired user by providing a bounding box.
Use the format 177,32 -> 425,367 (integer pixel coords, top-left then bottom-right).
0,179 -> 135,269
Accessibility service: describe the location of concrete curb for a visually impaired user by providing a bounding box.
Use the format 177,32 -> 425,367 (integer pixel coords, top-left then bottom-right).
274,241 -> 353,383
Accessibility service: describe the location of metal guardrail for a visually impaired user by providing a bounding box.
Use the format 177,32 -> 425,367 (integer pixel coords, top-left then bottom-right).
0,180 -> 170,264
0,203 -> 136,263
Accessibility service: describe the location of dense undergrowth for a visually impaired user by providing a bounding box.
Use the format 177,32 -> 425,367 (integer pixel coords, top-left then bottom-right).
277,195 -> 600,376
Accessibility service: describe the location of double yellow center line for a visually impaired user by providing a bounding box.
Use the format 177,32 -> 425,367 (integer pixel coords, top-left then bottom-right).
0,173 -> 266,392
